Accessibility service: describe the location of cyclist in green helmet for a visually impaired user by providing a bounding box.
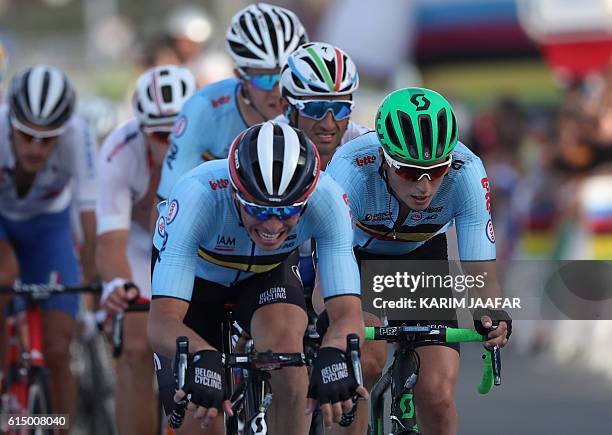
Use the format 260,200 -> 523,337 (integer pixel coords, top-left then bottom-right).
326,87 -> 511,435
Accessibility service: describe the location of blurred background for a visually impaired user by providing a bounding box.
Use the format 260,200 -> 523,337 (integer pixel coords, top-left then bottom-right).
3,0 -> 612,433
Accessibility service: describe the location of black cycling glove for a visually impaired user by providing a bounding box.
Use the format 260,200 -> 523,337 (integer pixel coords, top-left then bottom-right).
308,347 -> 358,404
473,308 -> 513,339
182,350 -> 227,409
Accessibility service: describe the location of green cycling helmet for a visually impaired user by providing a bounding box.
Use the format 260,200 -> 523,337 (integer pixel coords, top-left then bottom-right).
375,88 -> 458,164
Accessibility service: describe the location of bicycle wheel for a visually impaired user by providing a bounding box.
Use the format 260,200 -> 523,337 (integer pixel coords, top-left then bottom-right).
27,367 -> 52,435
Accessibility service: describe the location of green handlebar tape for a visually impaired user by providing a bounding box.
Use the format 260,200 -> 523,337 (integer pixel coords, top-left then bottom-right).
364,326 -> 375,340
445,328 -> 484,343
478,351 -> 494,394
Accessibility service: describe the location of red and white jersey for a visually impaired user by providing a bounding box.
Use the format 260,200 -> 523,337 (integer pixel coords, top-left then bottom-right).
96,118 -> 155,235
0,105 -> 97,221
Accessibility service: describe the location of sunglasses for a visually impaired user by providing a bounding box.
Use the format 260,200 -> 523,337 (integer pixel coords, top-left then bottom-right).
236,193 -> 305,221
291,99 -> 354,121
242,72 -> 281,92
382,148 -> 452,182
11,117 -> 65,141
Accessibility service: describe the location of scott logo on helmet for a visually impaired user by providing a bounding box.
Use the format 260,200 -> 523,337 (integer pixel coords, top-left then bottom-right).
410,94 -> 430,111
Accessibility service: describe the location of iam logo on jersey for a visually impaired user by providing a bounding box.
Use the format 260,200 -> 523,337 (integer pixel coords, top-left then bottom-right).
173,115 -> 187,138
166,200 -> 179,224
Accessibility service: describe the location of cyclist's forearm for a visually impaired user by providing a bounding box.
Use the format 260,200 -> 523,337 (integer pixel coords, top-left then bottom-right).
96,232 -> 132,282
462,260 -> 503,299
148,314 -> 215,358
80,210 -> 98,283
321,294 -> 365,350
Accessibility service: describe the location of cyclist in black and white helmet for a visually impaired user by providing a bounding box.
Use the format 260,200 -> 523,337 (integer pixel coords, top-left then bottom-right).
96,64 -> 196,435
150,121 -> 366,435
0,65 -> 98,423
156,2 -> 308,203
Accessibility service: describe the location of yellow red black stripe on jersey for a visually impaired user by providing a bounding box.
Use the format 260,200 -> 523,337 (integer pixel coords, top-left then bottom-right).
197,247 -> 292,273
201,151 -> 220,161
356,221 -> 445,242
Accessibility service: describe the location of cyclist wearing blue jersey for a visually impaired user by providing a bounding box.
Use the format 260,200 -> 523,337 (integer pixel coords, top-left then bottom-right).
279,41 -> 386,435
325,88 -> 512,435
149,121 -> 366,434
156,3 -> 308,201
0,66 -> 97,421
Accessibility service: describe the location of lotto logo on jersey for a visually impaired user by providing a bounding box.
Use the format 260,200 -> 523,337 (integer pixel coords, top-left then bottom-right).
166,200 -> 179,224
212,95 -> 231,108
209,178 -> 229,190
173,115 -> 187,138
355,154 -> 377,167
481,177 -> 491,213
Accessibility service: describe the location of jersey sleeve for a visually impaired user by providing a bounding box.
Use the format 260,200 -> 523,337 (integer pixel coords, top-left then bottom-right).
95,135 -> 134,235
308,174 -> 360,299
152,175 -> 214,301
453,157 -> 497,261
71,118 -> 98,211
326,153 -> 366,220
157,95 -> 211,199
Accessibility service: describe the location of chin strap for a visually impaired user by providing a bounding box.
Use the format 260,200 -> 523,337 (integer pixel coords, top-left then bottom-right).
239,82 -> 268,123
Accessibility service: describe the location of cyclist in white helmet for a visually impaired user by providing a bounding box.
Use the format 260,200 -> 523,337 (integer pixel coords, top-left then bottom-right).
0,65 -> 97,421
279,42 -> 368,168
279,42 -> 386,435
96,65 -> 196,435
156,2 -> 308,201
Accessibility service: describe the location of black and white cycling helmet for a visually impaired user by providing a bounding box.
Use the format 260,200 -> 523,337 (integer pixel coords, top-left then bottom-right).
228,121 -> 320,206
226,3 -> 308,70
9,65 -> 76,130
281,42 -> 359,98
132,64 -> 196,130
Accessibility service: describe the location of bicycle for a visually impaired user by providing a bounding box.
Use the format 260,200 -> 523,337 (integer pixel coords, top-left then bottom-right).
168,303 -> 363,435
365,325 -> 502,435
0,282 -> 101,435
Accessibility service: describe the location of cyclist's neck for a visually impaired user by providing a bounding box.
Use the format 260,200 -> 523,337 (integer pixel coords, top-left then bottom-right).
13,164 -> 37,199
236,84 -> 268,126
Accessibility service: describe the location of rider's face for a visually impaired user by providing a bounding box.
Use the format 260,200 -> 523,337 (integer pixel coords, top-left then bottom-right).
238,203 -> 300,251
143,126 -> 173,167
240,67 -> 282,120
283,95 -> 351,160
384,160 -> 448,211
12,124 -> 61,173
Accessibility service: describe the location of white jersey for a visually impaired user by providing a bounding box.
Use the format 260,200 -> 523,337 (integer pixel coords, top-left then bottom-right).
96,118 -> 156,298
274,115 -> 370,148
96,118 -> 153,234
0,106 -> 97,221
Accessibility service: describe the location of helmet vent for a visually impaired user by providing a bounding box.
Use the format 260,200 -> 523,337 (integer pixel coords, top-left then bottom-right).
436,108 -> 447,159
161,85 -> 172,103
418,114 -> 433,160
397,111 -> 418,159
303,57 -> 325,84
264,13 -> 279,59
450,112 -> 458,144
385,113 -> 401,151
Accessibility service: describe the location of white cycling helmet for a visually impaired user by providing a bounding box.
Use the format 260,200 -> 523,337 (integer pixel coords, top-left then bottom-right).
132,64 -> 196,130
280,42 -> 359,98
226,3 -> 308,70
9,64 -> 76,130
